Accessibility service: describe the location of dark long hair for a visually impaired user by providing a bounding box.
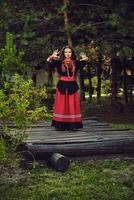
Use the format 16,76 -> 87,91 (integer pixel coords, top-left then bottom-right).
59,46 -> 77,61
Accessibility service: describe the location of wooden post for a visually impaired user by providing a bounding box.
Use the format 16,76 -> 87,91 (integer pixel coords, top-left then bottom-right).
50,153 -> 70,172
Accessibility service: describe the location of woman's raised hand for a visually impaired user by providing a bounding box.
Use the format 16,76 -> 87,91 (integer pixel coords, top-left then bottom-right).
47,49 -> 60,61
52,49 -> 60,59
80,52 -> 89,61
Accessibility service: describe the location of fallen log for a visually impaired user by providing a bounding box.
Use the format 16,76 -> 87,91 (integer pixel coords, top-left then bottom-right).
22,138 -> 134,157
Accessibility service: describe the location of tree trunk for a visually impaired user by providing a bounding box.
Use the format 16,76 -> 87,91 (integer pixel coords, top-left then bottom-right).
111,58 -> 118,104
79,68 -> 85,101
63,0 -> 73,47
129,59 -> 134,111
96,54 -> 102,104
87,63 -> 93,102
122,59 -> 128,104
129,75 -> 133,112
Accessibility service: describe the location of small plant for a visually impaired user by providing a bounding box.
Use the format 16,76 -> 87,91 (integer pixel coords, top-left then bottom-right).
0,137 -> 6,163
0,32 -> 27,81
0,73 -> 51,154
0,75 -> 51,167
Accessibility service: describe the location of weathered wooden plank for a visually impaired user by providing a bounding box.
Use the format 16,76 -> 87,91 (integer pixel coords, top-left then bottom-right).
25,131 -> 134,140
9,129 -> 134,142
26,138 -> 134,144
23,140 -> 134,156
25,136 -> 134,144
83,119 -> 108,123
9,130 -> 131,139
16,118 -> 134,157
26,130 -> 134,136
9,127 -> 132,134
83,117 -> 98,120
25,130 -> 134,139
2,120 -> 109,128
9,127 -> 118,135
83,123 -> 110,127
26,135 -> 134,143
76,129 -> 127,134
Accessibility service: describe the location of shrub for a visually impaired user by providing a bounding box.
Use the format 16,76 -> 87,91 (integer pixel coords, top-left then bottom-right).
0,73 -> 51,152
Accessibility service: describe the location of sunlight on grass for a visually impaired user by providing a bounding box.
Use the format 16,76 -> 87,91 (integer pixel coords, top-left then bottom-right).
111,124 -> 134,130
0,158 -> 134,200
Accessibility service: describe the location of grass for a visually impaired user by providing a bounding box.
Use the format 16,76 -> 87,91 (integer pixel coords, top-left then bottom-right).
0,95 -> 134,200
0,158 -> 134,200
111,123 -> 134,130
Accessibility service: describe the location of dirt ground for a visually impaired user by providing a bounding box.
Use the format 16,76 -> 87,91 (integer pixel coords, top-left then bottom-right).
82,102 -> 134,124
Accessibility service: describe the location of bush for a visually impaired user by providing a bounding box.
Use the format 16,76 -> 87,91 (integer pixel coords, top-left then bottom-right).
101,79 -> 111,94
0,73 -> 51,153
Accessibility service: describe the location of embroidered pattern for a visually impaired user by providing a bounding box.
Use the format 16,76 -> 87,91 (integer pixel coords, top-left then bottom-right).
53,113 -> 81,118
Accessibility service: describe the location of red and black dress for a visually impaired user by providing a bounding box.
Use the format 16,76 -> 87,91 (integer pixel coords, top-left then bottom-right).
47,58 -> 87,130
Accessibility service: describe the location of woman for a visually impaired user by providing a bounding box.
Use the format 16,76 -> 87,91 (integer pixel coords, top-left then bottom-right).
47,46 -> 88,131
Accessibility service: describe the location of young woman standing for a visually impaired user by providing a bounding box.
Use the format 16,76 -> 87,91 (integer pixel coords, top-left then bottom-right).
47,46 -> 88,131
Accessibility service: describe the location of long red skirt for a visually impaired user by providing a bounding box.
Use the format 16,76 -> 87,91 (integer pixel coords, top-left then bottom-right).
52,89 -> 83,130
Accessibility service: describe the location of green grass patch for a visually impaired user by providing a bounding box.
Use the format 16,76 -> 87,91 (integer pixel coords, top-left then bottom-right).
0,158 -> 134,200
111,124 -> 134,130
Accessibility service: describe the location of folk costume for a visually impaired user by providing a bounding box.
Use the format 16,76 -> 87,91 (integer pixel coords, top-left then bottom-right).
47,56 -> 87,130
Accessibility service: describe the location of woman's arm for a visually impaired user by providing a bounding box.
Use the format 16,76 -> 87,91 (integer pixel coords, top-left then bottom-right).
46,49 -> 60,69
47,49 -> 60,62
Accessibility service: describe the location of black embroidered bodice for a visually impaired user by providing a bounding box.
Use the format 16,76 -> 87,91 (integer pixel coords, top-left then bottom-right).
48,59 -> 87,94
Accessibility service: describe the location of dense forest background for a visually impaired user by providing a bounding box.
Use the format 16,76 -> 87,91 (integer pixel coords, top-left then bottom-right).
0,3 -> 134,199
0,0 -> 133,66
0,0 -> 134,105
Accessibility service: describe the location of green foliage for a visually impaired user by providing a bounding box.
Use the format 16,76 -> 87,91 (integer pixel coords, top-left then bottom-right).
101,79 -> 111,94
1,73 -> 50,125
109,13 -> 121,27
0,32 -> 26,79
92,76 -> 98,88
111,123 -> 134,131
27,86 -> 52,109
1,74 -> 32,128
84,77 -> 111,95
119,46 -> 134,59
0,73 -> 51,153
0,90 -> 11,121
0,137 -> 6,161
0,136 -> 21,166
84,78 -> 89,87
30,107 -> 52,121
0,1 -> 134,69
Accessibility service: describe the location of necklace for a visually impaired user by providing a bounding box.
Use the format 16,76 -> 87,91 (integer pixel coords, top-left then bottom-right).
66,64 -> 75,78
63,59 -> 75,78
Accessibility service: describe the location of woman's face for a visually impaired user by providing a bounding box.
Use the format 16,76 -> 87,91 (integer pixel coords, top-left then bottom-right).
64,48 -> 72,59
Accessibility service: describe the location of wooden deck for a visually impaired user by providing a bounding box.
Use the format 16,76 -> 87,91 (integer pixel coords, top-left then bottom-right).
15,117 -> 134,158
